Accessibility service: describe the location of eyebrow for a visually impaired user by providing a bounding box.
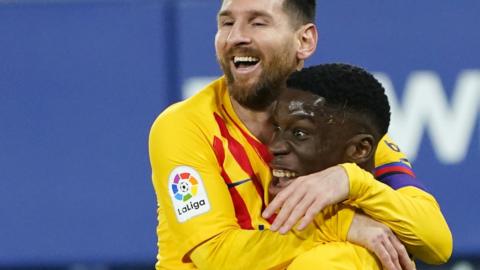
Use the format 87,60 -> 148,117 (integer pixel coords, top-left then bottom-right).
286,115 -> 316,128
218,9 -> 274,20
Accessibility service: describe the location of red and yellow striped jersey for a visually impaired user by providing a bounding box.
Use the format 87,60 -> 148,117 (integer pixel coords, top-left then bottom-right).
150,77 -> 328,269
149,77 -> 451,269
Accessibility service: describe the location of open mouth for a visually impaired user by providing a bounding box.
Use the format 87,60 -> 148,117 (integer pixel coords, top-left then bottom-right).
269,169 -> 298,196
271,169 -> 298,187
232,56 -> 260,72
272,169 -> 297,178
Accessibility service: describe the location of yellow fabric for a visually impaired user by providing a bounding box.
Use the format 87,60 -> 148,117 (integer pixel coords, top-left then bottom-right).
150,76 -> 452,269
288,242 -> 381,270
341,162 -> 453,264
149,77 -> 352,270
310,204 -> 356,243
375,134 -> 412,167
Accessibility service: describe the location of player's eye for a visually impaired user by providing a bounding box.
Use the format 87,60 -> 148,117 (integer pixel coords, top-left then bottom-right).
252,20 -> 267,26
222,20 -> 234,26
219,18 -> 234,27
251,17 -> 269,27
292,129 -> 308,140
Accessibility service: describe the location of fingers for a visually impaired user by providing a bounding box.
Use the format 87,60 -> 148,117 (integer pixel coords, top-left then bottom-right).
382,236 -> 401,270
262,183 -> 294,219
263,167 -> 348,234
369,231 -> 402,270
374,244 -> 397,270
263,179 -> 327,234
267,183 -> 306,232
277,194 -> 316,234
390,234 -> 415,270
345,212 -> 411,270
296,200 -> 325,231
376,233 -> 416,270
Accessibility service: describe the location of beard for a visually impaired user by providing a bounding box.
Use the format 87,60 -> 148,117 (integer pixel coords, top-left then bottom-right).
218,43 -> 297,110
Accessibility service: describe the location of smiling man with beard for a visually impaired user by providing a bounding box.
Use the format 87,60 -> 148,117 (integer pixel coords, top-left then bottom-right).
149,0 -> 452,269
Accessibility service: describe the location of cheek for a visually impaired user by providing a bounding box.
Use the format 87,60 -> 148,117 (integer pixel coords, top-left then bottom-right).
298,140 -> 331,172
258,33 -> 291,54
293,144 -> 318,164
277,35 -> 297,54
214,32 -> 225,52
314,140 -> 343,168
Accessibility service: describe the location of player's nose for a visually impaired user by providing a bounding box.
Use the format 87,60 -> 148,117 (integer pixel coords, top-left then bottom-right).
268,136 -> 290,156
226,22 -> 252,47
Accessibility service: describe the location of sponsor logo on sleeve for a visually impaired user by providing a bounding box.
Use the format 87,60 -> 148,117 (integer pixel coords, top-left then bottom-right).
168,166 -> 210,223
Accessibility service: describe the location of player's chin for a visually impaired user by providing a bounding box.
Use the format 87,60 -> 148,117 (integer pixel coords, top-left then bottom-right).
277,177 -> 295,189
270,176 -> 294,192
268,183 -> 282,198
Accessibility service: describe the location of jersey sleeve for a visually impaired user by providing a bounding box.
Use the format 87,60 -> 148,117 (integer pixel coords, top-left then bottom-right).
150,113 -> 329,269
311,204 -> 356,243
374,135 -> 426,190
341,161 -> 453,264
191,204 -> 354,270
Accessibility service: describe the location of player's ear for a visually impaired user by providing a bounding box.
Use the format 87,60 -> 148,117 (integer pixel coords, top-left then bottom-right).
296,23 -> 317,61
344,134 -> 375,165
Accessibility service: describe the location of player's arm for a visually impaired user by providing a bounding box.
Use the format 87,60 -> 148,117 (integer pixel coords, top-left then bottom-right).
263,135 -> 452,265
343,135 -> 453,264
150,114 -> 346,270
190,206 -> 356,270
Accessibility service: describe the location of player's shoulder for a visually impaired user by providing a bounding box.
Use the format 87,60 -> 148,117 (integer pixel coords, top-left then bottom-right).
150,77 -> 226,136
375,134 -> 411,167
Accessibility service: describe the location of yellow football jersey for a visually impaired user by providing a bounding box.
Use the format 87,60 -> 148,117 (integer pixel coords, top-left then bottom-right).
150,77 -> 350,270
288,242 -> 381,270
149,77 -> 452,269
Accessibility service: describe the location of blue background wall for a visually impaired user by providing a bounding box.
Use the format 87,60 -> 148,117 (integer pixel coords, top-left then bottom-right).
0,0 -> 478,267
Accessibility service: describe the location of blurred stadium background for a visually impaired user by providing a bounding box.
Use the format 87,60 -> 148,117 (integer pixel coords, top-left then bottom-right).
0,0 -> 479,269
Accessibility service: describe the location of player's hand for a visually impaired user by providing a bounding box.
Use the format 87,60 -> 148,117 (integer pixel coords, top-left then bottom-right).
262,165 -> 349,234
347,213 -> 415,270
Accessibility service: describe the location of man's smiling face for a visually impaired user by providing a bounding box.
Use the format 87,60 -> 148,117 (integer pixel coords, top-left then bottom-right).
268,88 -> 348,195
215,0 -> 300,109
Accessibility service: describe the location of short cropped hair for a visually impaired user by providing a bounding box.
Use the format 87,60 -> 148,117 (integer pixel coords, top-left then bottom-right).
286,63 -> 391,136
283,0 -> 316,27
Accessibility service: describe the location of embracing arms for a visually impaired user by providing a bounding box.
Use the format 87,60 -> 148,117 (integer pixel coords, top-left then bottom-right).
263,135 -> 452,264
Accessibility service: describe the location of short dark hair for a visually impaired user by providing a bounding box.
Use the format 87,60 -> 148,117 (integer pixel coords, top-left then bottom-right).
286,63 -> 391,137
282,0 -> 316,27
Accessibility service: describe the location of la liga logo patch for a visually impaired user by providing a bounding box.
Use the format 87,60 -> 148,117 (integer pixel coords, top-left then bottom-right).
168,166 -> 210,223
171,171 -> 198,202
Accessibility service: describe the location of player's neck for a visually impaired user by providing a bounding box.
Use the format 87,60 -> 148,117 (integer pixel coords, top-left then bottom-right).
230,97 -> 274,144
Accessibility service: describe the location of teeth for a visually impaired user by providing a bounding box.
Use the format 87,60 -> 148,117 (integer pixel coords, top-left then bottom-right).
272,169 -> 297,178
273,170 -> 284,177
233,56 -> 259,64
